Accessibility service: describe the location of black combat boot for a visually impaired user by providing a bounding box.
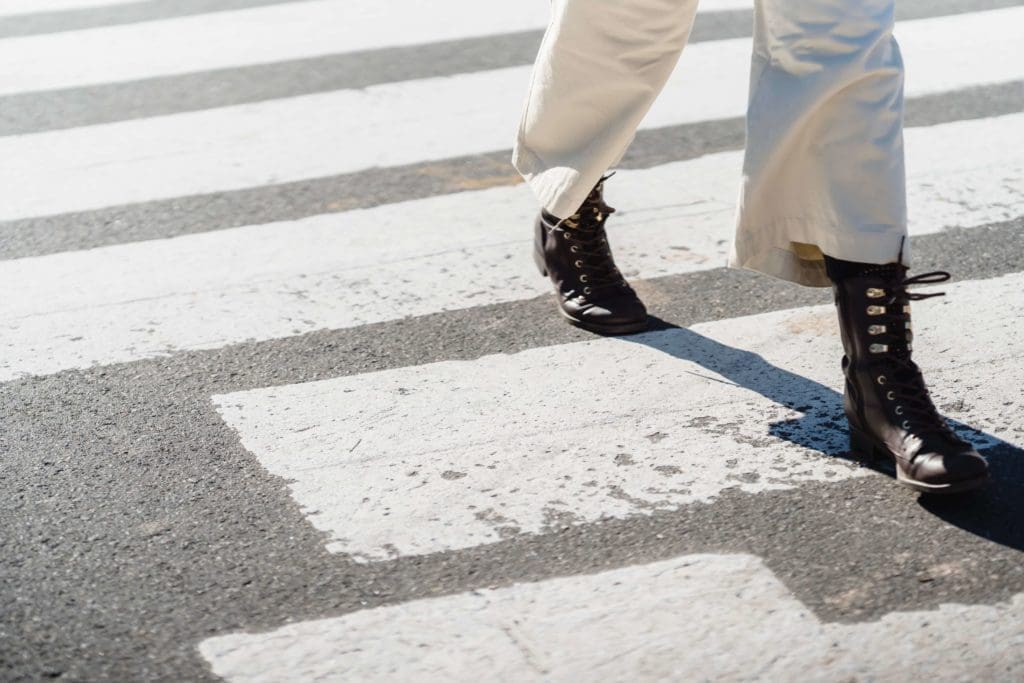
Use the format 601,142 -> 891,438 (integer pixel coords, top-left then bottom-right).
830,260 -> 989,494
533,176 -> 648,335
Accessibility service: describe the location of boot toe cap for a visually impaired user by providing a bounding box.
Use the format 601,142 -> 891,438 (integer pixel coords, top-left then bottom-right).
563,294 -> 648,334
581,297 -> 647,324
913,448 -> 989,487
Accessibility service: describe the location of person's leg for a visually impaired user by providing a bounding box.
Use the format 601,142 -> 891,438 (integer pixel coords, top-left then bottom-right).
733,0 -> 988,492
514,0 -> 699,335
732,0 -> 907,285
513,0 -> 699,219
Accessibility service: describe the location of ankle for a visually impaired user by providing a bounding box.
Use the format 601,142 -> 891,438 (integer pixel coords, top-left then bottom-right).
823,256 -> 902,283
540,209 -> 562,224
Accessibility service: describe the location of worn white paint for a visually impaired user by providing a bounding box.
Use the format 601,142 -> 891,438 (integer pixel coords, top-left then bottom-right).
0,0 -> 756,96
695,0 -> 753,8
3,113 -> 1022,381
1,9 -> 1022,222
0,0 -> 550,95
0,116 -> 1019,380
200,553 -> 1024,681
211,273 -> 1022,561
0,0 -> 141,18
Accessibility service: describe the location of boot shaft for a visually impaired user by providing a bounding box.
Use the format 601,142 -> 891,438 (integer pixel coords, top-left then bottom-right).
831,263 -> 913,371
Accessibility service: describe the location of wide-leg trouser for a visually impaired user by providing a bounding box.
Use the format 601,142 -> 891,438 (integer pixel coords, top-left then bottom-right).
512,0 -> 908,287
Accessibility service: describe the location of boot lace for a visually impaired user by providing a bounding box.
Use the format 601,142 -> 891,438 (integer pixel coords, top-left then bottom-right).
869,269 -> 961,438
560,176 -> 629,294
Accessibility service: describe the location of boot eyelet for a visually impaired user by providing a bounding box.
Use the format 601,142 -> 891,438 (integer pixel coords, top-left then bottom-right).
574,260 -> 583,268
580,275 -> 589,283
583,287 -> 592,295
901,420 -> 911,430
866,306 -> 885,316
869,343 -> 888,354
562,231 -> 572,239
895,406 -> 904,415
886,390 -> 895,401
866,288 -> 886,298
876,375 -> 887,385
570,246 -> 579,253
868,325 -> 886,335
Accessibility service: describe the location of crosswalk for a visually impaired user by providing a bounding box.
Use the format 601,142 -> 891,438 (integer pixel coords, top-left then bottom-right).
0,0 -> 553,94
5,113 -> 1022,381
201,553 -> 1024,681
5,0 -> 1023,680
0,0 -> 140,16
212,273 -> 1018,562
2,7 -> 1023,221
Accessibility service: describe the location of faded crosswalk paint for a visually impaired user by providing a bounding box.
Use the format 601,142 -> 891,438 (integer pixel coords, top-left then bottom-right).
1,8 -> 1021,221
0,0 -> 140,17
0,0 -> 552,96
4,114 -> 1022,380
4,0 -> 1023,680
200,553 -> 1024,681
212,274 -> 1021,561
0,0 -> 755,96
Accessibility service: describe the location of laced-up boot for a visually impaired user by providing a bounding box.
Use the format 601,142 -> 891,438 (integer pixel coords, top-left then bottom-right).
831,263 -> 989,494
533,176 -> 648,334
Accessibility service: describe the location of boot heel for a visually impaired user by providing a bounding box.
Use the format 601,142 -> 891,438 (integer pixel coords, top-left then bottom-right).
849,427 -> 881,463
534,217 -> 549,277
533,245 -> 548,277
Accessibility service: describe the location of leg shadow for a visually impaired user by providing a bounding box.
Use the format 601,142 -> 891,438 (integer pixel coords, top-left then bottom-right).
622,315 -> 1024,552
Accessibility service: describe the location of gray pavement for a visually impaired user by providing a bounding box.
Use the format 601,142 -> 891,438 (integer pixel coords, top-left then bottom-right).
2,0 -> 1023,681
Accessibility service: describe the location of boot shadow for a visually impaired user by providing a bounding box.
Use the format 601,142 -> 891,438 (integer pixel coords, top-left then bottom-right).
622,315 -> 1024,552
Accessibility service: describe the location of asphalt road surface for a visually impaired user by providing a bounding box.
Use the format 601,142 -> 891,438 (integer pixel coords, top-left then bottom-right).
2,0 -> 1024,680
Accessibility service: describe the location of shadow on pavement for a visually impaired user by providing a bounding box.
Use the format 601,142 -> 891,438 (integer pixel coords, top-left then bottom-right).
624,315 -> 1024,553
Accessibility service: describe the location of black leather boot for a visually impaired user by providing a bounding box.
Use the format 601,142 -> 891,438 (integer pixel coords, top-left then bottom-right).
831,262 -> 989,494
533,177 -> 648,335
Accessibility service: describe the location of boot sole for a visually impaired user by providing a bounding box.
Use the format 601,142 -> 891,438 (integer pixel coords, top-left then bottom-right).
558,308 -> 650,336
535,244 -> 649,336
849,428 -> 989,495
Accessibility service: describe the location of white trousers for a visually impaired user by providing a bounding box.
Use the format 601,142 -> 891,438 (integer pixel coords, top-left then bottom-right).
512,0 -> 909,287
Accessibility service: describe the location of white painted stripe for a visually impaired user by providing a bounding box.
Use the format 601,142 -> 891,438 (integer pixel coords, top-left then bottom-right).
209,273 -> 1021,562
0,0 -> 141,18
200,553 -> 1024,681
0,8 -> 1020,221
0,0 -> 752,27
0,0 -> 552,96
0,0 -> 754,92
2,113 -> 1022,381
696,0 -> 753,8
